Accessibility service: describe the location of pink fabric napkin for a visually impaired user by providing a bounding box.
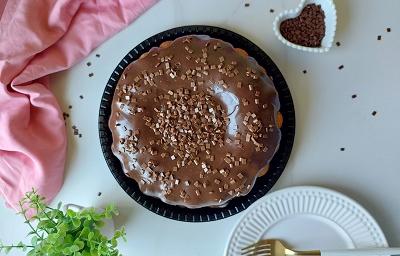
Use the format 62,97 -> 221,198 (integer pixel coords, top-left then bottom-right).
0,0 -> 158,210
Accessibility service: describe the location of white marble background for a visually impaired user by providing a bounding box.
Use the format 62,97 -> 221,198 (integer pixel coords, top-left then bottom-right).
1,0 -> 400,255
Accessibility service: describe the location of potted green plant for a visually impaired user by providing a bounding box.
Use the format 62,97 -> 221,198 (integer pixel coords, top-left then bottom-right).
0,189 -> 126,256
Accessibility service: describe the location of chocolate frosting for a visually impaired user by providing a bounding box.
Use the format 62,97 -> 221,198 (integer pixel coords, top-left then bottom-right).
109,35 -> 281,208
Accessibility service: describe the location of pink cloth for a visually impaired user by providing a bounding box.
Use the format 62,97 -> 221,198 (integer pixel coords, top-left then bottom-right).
0,0 -> 157,209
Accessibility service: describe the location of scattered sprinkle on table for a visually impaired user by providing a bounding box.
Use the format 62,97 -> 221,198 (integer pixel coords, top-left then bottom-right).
377,35 -> 382,40
98,192 -> 102,196
244,3 -> 250,7
302,70 -> 307,74
269,9 -> 274,13
372,111 -> 377,116
352,94 -> 357,99
68,105 -> 72,109
340,147 -> 345,151
89,73 -> 94,77
72,125 -> 83,138
86,62 -> 91,66
96,54 -> 100,58
338,65 -> 344,70
387,27 -> 391,32
79,95 -> 84,99
72,125 -> 79,135
63,112 -> 69,120
336,41 -> 341,46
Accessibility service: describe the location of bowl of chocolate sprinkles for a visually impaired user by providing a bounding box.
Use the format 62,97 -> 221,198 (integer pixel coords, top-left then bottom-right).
273,0 -> 337,53
99,25 -> 295,222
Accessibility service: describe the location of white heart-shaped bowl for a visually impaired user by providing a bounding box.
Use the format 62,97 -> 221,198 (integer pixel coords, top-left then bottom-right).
273,0 -> 337,53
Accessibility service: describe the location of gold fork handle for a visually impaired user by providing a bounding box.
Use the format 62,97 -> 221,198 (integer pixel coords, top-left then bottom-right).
322,248 -> 400,256
289,250 -> 321,256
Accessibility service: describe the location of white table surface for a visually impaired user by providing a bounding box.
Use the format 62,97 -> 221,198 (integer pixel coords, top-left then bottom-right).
1,0 -> 400,255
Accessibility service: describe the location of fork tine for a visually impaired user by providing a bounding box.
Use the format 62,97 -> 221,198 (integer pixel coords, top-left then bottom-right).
242,240 -> 271,251
241,249 -> 271,256
242,242 -> 271,256
242,246 -> 271,254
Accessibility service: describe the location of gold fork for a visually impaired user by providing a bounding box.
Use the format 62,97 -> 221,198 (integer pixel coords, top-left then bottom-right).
242,239 -> 400,256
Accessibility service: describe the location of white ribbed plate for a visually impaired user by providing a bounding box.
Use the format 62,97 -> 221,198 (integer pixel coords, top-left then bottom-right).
225,186 -> 388,256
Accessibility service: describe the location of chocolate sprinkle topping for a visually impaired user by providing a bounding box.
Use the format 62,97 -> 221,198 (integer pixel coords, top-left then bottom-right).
109,35 -> 281,208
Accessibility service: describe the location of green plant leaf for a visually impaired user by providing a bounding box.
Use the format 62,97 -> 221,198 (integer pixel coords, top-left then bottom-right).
74,239 -> 85,250
83,219 -> 92,227
67,209 -> 77,217
95,220 -> 105,228
5,247 -> 12,254
63,247 -> 72,255
111,238 -> 117,247
105,204 -> 118,214
31,236 -> 38,246
72,218 -> 81,228
38,219 -> 54,230
88,232 -> 94,241
47,233 -> 59,244
27,248 -> 36,256
70,245 -> 80,253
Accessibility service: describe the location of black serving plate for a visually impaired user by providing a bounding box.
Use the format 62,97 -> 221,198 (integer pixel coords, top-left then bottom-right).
98,25 -> 295,222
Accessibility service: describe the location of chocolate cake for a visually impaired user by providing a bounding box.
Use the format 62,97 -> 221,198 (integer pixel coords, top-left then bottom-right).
109,35 -> 281,208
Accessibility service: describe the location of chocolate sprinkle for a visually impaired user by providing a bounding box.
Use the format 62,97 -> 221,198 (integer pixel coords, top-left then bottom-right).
352,94 -> 357,99
338,65 -> 344,70
79,95 -> 84,99
387,28 -> 391,32
302,70 -> 307,74
86,62 -> 91,66
336,42 -> 341,47
96,54 -> 101,58
377,35 -> 382,40
372,111 -> 377,116
89,73 -> 94,77
269,9 -> 274,13
72,125 -> 82,138
244,3 -> 250,7
340,147 -> 345,151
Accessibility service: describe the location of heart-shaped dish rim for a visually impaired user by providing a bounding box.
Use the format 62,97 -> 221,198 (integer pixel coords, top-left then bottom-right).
273,0 -> 337,53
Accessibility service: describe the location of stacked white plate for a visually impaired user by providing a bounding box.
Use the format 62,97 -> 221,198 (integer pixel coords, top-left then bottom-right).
225,186 -> 388,256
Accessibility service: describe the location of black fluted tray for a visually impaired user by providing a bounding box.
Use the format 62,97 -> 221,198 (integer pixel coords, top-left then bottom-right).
98,25 -> 295,222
